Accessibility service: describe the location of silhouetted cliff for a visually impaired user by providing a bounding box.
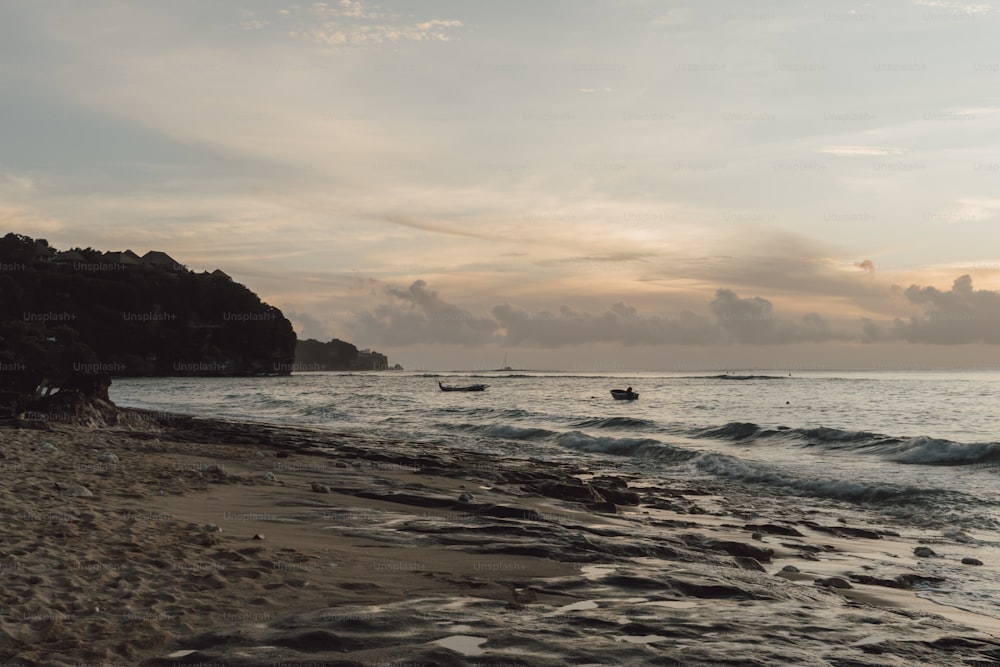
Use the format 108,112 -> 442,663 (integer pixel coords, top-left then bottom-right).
0,233 -> 297,405
295,338 -> 390,371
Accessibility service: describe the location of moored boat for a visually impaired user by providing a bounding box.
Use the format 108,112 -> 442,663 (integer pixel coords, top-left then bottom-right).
439,382 -> 489,392
611,387 -> 638,400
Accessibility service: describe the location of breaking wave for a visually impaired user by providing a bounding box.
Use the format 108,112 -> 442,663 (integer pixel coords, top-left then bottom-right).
691,422 -> 1000,467
571,416 -> 660,430
555,431 -> 698,463
696,453 -> 957,504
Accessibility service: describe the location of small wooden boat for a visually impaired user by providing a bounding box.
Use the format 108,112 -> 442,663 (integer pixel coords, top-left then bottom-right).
611,388 -> 638,400
439,381 -> 489,392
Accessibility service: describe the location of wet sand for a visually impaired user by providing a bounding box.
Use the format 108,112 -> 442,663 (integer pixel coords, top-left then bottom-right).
2,408 -> 1000,666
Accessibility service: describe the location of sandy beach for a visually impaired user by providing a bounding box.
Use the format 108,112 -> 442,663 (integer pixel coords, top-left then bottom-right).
2,405 -> 1000,666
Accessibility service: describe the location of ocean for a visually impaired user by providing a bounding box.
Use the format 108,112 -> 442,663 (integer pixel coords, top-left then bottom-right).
110,370 -> 1000,625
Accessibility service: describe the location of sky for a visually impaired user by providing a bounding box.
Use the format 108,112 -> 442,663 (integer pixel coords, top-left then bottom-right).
4,0 -> 1000,370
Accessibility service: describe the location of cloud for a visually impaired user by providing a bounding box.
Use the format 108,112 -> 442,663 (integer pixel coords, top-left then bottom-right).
348,280 -> 858,348
709,289 -> 848,344
347,280 -> 499,346
285,310 -> 331,341
820,146 -> 904,157
855,259 -> 876,273
933,198 -> 1000,223
492,302 -> 720,347
882,275 -> 1000,344
377,213 -> 508,241
913,0 -> 991,15
0,203 -> 65,236
282,2 -> 463,45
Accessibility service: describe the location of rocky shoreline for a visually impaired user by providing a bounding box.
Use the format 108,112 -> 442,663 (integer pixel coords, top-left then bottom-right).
1,407 -> 999,665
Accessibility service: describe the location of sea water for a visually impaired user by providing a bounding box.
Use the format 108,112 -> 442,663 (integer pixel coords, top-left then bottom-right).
110,370 -> 1000,621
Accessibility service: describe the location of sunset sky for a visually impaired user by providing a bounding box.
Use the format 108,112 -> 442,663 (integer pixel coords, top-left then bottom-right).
5,0 -> 1000,370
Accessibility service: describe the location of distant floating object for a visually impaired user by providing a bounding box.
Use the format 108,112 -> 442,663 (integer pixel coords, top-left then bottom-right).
497,353 -> 513,371
611,388 -> 638,401
439,382 -> 489,392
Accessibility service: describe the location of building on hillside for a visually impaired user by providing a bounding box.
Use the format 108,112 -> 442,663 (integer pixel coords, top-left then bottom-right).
142,251 -> 186,272
53,250 -> 88,264
103,250 -> 143,266
32,241 -> 56,261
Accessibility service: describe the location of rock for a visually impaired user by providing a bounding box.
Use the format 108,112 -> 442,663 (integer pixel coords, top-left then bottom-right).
735,557 -> 766,572
781,565 -> 800,573
914,546 -> 938,558
253,534 -> 265,541
476,505 -> 545,521
65,484 -> 93,497
587,500 -> 619,514
527,481 -> 605,504
850,573 -> 946,589
694,538 -> 774,563
815,577 -> 852,589
895,573 -> 946,588
745,523 -> 804,537
97,452 -> 119,463
592,484 -> 641,506
310,482 -> 330,493
834,526 -> 882,540
458,492 -> 473,503
801,521 -> 881,540
962,557 -> 983,566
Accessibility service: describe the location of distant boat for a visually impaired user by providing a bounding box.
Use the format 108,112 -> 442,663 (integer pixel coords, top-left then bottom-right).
611,388 -> 638,401
497,353 -> 512,371
439,381 -> 489,392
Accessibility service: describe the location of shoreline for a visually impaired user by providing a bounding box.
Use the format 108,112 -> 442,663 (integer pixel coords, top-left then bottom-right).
2,406 -> 999,665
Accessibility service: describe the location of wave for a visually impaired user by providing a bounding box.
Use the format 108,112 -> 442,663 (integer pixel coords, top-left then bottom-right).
683,374 -> 794,381
438,422 -> 557,441
481,424 -> 556,441
694,421 -> 883,444
696,453 -> 954,504
299,404 -> 351,418
694,422 -> 769,441
571,416 -> 659,430
437,406 -> 537,419
554,431 -> 698,463
692,421 -> 1000,467
886,437 -> 1000,467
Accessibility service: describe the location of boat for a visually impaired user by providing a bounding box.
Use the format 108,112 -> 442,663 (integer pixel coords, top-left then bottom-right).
497,353 -> 512,372
611,388 -> 638,400
439,381 -> 489,392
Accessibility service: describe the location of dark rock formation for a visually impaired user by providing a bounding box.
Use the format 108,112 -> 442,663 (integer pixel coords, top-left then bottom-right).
0,233 -> 298,405
294,338 -> 390,371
